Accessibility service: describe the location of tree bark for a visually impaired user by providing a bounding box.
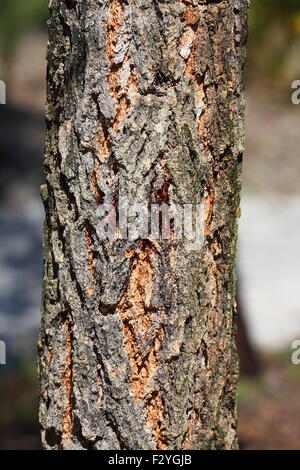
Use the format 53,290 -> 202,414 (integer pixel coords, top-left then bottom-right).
39,0 -> 249,450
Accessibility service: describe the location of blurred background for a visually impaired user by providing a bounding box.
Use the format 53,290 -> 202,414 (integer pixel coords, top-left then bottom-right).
0,0 -> 300,450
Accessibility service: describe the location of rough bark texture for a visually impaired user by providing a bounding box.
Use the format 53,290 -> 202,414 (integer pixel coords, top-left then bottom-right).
39,0 -> 249,450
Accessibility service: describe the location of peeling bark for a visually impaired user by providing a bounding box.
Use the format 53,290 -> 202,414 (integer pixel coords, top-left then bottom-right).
39,0 -> 249,450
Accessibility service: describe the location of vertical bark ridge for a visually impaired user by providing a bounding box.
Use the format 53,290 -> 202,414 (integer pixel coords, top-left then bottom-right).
61,318 -> 73,445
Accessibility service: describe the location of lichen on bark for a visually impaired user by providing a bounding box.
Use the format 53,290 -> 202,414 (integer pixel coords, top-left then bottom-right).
39,0 -> 249,450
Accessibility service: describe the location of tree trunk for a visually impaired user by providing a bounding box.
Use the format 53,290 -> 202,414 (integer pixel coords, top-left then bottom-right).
39,0 -> 249,450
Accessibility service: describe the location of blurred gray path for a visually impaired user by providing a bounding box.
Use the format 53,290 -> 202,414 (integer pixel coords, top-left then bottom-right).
239,193 -> 300,350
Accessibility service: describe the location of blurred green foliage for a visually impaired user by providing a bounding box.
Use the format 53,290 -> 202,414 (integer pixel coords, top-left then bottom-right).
0,0 -> 48,60
0,358 -> 40,449
248,0 -> 300,85
250,0 -> 300,46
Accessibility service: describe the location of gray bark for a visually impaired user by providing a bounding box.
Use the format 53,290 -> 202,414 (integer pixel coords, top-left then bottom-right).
39,0 -> 249,450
